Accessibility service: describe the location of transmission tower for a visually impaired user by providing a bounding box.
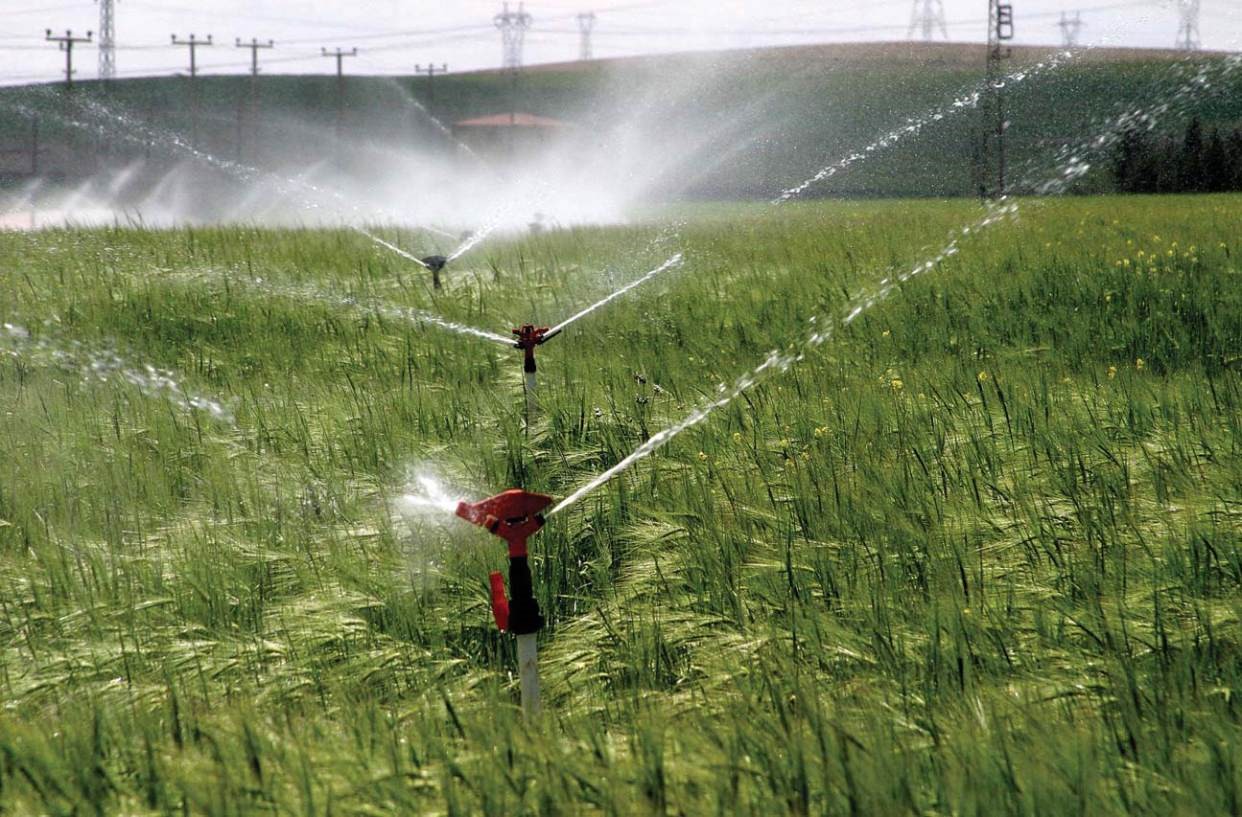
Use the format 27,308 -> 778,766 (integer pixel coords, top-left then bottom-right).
981,0 -> 1014,198
494,2 -> 533,70
907,0 -> 949,41
1175,0 -> 1200,51
97,0 -> 116,81
1058,11 -> 1083,47
577,12 -> 597,61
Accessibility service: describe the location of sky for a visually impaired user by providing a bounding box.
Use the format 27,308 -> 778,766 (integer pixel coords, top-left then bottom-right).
3,0 -> 1240,86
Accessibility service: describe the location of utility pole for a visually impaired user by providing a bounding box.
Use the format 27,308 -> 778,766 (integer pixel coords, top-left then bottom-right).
235,38 -> 273,161
1058,11 -> 1083,47
172,34 -> 213,147
494,2 -> 533,70
1175,0 -> 1200,51
97,0 -> 116,81
982,0 -> 1014,198
577,12 -> 596,61
322,47 -> 357,149
415,63 -> 448,105
45,29 -> 93,90
237,37 -> 273,78
172,33 -> 212,78
907,0 -> 949,41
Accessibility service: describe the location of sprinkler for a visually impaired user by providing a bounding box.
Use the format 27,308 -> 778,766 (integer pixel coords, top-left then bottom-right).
512,324 -> 561,417
420,255 -> 448,290
455,488 -> 553,717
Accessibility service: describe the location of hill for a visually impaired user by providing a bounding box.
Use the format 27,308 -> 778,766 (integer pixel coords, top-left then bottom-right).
1,42 -> 1240,200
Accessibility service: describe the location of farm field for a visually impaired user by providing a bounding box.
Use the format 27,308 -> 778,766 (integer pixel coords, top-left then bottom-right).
1,194 -> 1241,814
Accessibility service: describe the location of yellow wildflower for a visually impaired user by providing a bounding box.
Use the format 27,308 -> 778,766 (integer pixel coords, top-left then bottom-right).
1136,358 -> 1145,370
977,371 -> 990,383
1108,366 -> 1117,379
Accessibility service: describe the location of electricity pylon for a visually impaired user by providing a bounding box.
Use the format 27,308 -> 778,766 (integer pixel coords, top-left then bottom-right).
97,0 -> 116,81
1058,11 -> 1084,47
1175,0 -> 1200,51
495,2 -> 533,69
908,0 -> 949,41
981,0 -> 1014,198
577,12 -> 597,60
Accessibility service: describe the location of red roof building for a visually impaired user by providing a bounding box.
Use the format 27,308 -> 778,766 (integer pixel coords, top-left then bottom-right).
451,112 -> 573,157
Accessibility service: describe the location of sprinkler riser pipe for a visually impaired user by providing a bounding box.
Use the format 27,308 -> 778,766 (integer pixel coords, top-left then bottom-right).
516,633 -> 541,717
525,370 -> 538,416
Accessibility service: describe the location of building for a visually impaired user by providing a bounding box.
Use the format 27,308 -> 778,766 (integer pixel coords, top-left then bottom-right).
451,112 -> 572,157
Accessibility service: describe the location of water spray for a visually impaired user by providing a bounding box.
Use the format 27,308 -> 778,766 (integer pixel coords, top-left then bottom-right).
454,488 -> 553,718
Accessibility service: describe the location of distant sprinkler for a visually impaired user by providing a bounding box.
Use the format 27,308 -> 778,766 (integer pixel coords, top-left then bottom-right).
512,324 -> 561,417
1175,0 -> 1200,51
454,488 -> 554,718
907,0 -> 949,41
577,11 -> 597,61
420,254 -> 448,289
494,2 -> 533,70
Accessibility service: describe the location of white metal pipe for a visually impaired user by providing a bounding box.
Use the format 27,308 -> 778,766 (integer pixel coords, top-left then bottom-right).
524,370 -> 538,418
516,633 -> 541,717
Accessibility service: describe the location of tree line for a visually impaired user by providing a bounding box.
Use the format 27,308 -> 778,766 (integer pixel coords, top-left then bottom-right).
1113,118 -> 1242,194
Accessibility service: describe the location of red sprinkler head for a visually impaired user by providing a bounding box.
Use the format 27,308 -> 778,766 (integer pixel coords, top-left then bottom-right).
511,325 -> 561,373
455,489 -> 552,555
455,489 -> 553,635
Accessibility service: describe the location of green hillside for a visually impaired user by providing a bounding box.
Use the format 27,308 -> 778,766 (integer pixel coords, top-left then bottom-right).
2,42 -> 1241,198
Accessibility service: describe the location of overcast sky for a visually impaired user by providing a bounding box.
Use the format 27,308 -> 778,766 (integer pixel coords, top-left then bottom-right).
3,0 -> 1240,86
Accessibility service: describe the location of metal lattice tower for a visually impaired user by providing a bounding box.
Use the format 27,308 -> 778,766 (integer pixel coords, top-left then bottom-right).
908,0 -> 949,40
981,0 -> 1015,198
1058,11 -> 1083,47
97,0 -> 116,80
577,12 -> 596,61
1175,0 -> 1200,51
494,2 -> 533,70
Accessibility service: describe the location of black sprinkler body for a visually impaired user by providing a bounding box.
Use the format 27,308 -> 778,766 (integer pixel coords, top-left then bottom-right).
421,255 -> 448,289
